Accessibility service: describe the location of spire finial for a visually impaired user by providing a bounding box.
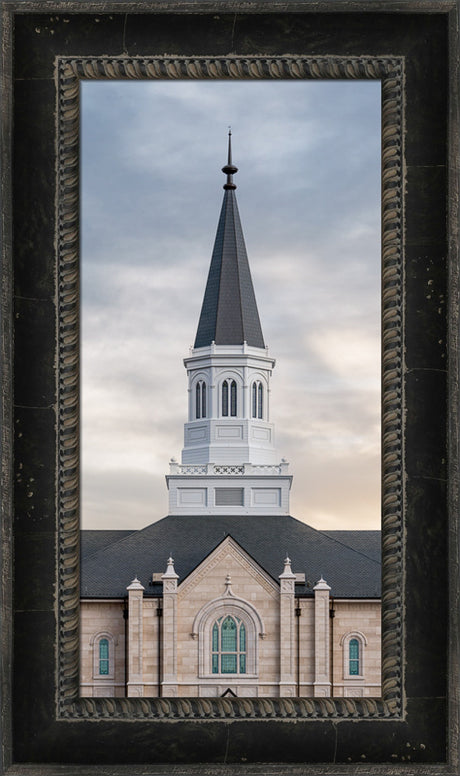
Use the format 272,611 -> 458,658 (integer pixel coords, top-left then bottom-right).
227,126 -> 232,165
222,128 -> 238,190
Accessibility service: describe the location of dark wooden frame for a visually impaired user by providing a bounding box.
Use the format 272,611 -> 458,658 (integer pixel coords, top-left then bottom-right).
1,1 -> 459,773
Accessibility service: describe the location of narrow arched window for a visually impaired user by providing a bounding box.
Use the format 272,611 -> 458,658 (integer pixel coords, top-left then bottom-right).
99,638 -> 109,675
196,381 -> 206,419
230,380 -> 237,416
222,380 -> 229,416
201,382 -> 206,418
211,615 -> 247,674
252,381 -> 263,419
349,638 -> 360,675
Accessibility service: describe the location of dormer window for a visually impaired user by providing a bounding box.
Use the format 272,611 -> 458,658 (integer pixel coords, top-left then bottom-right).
222,380 -> 237,417
196,381 -> 206,419
252,381 -> 263,419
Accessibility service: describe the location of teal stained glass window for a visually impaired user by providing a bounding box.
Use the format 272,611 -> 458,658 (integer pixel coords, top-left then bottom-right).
99,638 -> 109,675
221,654 -> 237,673
349,638 -> 360,675
221,616 -> 237,651
239,623 -> 246,652
212,623 -> 219,652
257,383 -> 263,419
252,382 -> 257,417
211,616 -> 247,674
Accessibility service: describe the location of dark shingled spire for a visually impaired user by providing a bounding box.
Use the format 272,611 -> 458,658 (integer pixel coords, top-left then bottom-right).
194,131 -> 265,349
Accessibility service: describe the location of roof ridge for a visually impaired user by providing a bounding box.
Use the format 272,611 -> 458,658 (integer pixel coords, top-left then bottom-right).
316,528 -> 381,566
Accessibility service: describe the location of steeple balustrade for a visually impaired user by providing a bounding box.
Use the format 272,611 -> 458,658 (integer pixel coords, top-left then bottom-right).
169,462 -> 289,476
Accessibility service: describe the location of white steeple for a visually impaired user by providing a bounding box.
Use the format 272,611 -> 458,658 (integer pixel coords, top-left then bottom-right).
166,135 -> 292,516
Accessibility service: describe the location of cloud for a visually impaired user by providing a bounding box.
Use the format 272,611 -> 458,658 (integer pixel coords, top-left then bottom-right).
80,79 -> 381,531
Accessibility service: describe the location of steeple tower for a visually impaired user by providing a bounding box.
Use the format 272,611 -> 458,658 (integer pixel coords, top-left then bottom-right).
194,130 -> 265,349
166,135 -> 292,516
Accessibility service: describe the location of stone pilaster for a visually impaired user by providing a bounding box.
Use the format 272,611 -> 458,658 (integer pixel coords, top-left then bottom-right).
313,576 -> 331,697
278,556 -> 297,697
161,556 -> 179,697
126,577 -> 145,697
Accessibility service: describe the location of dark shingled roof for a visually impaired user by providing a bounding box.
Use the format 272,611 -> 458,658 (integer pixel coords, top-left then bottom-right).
81,515 -> 381,600
323,530 -> 381,564
194,150 -> 265,348
81,530 -> 136,560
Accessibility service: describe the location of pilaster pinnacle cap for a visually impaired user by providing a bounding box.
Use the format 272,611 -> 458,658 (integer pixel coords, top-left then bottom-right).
126,576 -> 145,591
162,555 -> 179,579
314,576 -> 332,591
279,555 -> 296,579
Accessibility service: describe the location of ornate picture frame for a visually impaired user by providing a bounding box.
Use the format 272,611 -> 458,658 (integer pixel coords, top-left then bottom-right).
2,2 -> 459,773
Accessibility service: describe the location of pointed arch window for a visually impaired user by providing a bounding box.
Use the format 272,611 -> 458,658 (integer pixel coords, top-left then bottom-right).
222,380 -> 237,417
196,380 -> 206,419
252,381 -> 263,419
211,615 -> 246,674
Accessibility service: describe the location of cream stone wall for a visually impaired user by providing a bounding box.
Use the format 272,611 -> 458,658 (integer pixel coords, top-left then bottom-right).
331,600 -> 381,697
80,600 -> 126,697
175,538 -> 280,697
79,571 -> 381,698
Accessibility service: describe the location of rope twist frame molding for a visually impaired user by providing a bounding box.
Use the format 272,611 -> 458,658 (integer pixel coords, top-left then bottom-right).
57,54 -> 403,721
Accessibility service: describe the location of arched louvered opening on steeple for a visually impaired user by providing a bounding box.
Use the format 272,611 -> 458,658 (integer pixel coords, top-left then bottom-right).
252,381 -> 263,419
196,380 -> 206,419
222,380 -> 237,417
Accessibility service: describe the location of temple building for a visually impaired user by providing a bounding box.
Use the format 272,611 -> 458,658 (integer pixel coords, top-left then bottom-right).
80,134 -> 381,699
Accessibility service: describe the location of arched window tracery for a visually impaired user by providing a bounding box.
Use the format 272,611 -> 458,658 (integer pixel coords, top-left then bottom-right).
211,615 -> 247,674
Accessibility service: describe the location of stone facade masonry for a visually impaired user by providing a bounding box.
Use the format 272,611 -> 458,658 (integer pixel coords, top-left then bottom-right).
80,539 -> 381,698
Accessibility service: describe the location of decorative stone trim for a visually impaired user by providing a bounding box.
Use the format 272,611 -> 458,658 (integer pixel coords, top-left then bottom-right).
193,597 -> 263,678
58,53 -> 403,720
178,536 -> 279,599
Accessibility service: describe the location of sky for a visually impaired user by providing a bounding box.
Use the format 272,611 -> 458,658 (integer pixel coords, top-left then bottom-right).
81,79 -> 381,531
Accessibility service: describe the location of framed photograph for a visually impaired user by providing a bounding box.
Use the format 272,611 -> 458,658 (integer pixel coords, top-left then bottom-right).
1,2 -> 459,773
